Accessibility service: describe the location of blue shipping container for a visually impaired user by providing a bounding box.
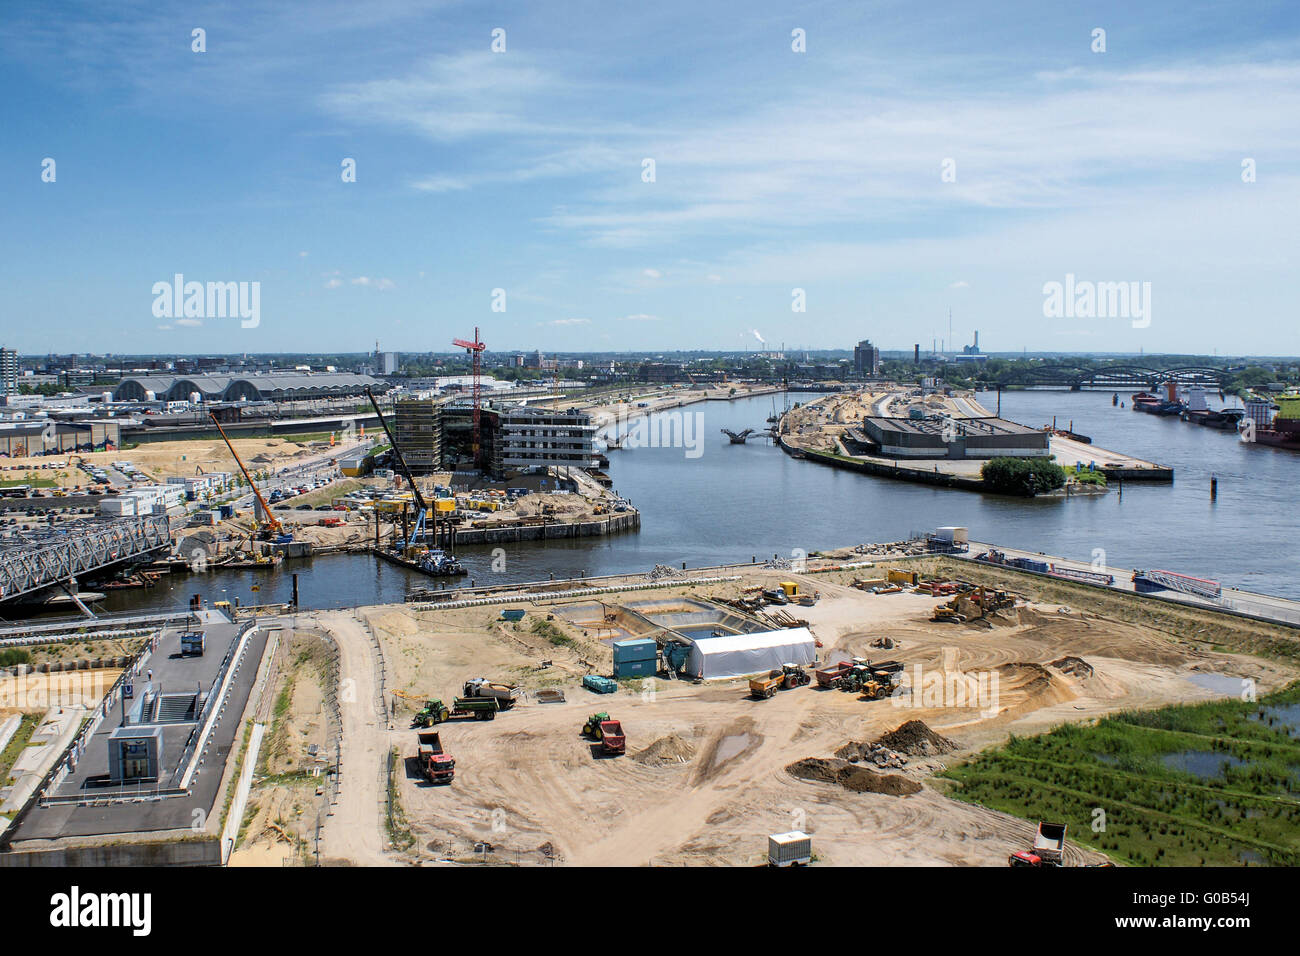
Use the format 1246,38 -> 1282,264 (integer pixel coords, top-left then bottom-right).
612,638 -> 658,663
613,658 -> 657,678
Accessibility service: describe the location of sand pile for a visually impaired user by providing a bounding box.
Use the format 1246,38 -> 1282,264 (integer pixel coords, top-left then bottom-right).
871,720 -> 958,757
786,758 -> 921,796
634,734 -> 696,766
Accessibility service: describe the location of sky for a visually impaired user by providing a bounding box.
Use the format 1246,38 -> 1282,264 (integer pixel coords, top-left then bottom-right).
2,0 -> 1298,356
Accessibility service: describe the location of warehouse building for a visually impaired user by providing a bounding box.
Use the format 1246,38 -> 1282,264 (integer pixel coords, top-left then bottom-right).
848,416 -> 1049,459
113,372 -> 385,404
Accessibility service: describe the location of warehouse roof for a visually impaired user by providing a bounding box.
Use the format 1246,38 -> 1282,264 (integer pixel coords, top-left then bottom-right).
114,373 -> 384,402
860,416 -> 1044,437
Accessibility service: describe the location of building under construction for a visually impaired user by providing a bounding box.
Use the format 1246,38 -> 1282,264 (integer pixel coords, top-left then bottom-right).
394,401 -> 596,480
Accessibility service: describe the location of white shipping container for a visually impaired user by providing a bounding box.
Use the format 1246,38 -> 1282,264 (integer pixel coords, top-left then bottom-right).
768,831 -> 812,867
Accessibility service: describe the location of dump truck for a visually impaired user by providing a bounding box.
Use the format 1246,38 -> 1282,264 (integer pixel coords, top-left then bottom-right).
815,659 -> 854,689
749,663 -> 810,699
842,660 -> 903,699
415,731 -> 455,784
462,677 -> 520,710
597,718 -> 625,755
1008,822 -> 1067,867
451,696 -> 499,720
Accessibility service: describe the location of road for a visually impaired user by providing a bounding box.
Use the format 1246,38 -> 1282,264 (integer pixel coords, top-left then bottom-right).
312,609 -> 394,866
962,541 -> 1300,627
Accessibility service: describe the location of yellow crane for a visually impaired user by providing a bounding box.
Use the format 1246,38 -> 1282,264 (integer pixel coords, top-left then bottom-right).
208,412 -> 284,538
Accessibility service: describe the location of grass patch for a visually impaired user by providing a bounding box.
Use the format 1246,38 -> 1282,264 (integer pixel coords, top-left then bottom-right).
1064,465 -> 1108,486
385,748 -> 415,851
531,618 -> 576,648
0,713 -> 42,784
274,431 -> 335,445
941,682 -> 1300,866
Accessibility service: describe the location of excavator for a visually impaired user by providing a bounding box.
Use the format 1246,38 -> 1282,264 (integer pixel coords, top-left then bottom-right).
209,412 -> 285,541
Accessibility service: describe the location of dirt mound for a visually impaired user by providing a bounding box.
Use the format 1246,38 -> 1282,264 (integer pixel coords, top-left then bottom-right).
1050,656 -> 1095,679
871,720 -> 958,757
634,733 -> 696,766
786,758 -> 921,796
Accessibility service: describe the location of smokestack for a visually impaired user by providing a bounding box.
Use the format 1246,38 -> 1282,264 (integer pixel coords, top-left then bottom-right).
973,330 -> 979,350
914,344 -> 920,365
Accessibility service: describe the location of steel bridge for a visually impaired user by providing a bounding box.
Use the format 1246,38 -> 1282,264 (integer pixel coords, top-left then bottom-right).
993,365 -> 1229,390
0,514 -> 171,605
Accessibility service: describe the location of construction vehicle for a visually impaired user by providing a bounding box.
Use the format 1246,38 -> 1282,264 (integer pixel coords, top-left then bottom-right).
451,696 -> 499,721
414,699 -> 451,727
462,677 -> 519,710
581,712 -> 611,737
1009,822 -> 1067,867
815,659 -> 854,689
415,731 -> 455,784
597,718 -> 625,755
209,412 -> 284,540
749,663 -> 810,699
842,660 -> 903,699
932,604 -> 967,623
582,713 -> 625,754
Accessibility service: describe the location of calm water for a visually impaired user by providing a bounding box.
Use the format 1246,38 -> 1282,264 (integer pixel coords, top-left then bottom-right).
88,388 -> 1300,614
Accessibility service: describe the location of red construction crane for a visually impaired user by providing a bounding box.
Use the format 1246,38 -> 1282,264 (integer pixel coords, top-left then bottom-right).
452,327 -> 486,467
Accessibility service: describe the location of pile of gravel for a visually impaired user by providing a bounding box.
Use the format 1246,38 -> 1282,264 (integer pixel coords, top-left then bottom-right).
786,758 -> 921,796
871,720 -> 959,757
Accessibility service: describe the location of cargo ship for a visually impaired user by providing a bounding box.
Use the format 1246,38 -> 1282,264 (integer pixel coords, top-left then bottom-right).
1132,381 -> 1182,415
1239,394 -> 1300,449
1180,387 -> 1245,430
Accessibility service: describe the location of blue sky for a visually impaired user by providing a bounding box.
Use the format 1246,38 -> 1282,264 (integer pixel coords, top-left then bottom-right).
2,0 -> 1298,355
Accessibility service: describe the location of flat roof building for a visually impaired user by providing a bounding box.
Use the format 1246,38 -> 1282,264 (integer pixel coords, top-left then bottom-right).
849,416 -> 1049,459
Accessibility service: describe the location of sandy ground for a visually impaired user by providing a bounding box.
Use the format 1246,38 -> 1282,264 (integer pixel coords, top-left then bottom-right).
280,564 -> 1296,867
2,436 -> 350,490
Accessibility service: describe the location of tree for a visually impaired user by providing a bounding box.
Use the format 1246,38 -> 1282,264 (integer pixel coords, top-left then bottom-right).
980,456 -> 1066,496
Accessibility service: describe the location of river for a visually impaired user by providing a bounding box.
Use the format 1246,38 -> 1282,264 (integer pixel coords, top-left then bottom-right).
85,388 -> 1300,614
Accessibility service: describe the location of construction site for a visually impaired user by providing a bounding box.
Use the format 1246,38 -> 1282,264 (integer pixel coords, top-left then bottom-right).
180,542 -> 1296,868
780,386 -> 1173,486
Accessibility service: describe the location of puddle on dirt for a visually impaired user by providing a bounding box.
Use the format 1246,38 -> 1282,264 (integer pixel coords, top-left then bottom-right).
1185,673 -> 1250,696
1161,749 -> 1247,779
713,733 -> 751,767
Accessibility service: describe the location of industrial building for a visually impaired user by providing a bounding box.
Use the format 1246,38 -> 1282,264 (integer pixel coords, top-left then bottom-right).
113,372 -> 385,404
848,416 -> 1050,459
398,402 -> 597,479
0,418 -> 122,455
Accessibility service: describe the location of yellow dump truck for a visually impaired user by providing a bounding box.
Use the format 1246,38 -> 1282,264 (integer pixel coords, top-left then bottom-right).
749,664 -> 811,699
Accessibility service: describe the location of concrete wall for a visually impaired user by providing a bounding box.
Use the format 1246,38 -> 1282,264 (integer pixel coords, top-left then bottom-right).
0,837 -> 222,867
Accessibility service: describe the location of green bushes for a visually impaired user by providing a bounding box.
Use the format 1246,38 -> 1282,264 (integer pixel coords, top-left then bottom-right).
0,648 -> 31,667
980,456 -> 1067,496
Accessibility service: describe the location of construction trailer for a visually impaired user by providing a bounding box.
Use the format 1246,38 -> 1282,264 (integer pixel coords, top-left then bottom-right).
768,831 -> 812,867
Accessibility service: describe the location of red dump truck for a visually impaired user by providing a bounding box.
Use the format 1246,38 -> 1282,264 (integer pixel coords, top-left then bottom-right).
815,659 -> 855,689
416,731 -> 455,784
598,718 -> 626,755
1009,822 -> 1066,867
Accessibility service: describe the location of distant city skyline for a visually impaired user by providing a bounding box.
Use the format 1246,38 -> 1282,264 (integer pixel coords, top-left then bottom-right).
3,1 -> 1298,354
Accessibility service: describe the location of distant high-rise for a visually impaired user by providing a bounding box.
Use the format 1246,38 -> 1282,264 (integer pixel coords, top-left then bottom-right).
0,347 -> 18,397
853,340 -> 881,376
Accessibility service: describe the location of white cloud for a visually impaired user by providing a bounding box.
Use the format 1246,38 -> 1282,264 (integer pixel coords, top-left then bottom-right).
950,280 -> 969,289
175,318 -> 202,328
642,268 -> 662,279
549,317 -> 590,326
619,313 -> 659,321
325,278 -> 343,289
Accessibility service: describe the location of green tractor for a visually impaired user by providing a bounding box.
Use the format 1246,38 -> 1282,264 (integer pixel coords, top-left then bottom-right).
414,699 -> 450,727
581,712 -> 611,739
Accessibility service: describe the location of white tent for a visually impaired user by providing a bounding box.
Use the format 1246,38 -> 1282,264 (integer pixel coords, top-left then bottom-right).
685,627 -> 817,680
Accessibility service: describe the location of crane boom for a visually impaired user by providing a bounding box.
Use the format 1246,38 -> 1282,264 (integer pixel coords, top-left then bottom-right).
208,412 -> 282,535
363,387 -> 427,512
